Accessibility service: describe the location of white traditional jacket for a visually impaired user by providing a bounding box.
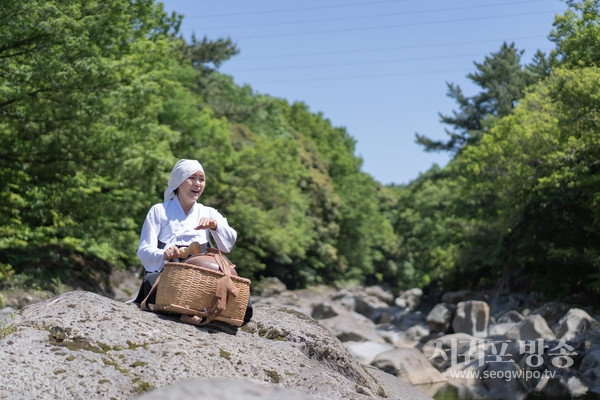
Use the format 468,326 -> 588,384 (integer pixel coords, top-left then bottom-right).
137,196 -> 237,272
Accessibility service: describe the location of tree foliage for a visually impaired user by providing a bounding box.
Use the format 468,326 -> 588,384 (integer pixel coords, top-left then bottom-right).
416,42 -> 550,153
0,0 -> 179,285
0,0 -> 400,292
2,0 -> 600,304
453,66 -> 600,298
399,0 -> 600,302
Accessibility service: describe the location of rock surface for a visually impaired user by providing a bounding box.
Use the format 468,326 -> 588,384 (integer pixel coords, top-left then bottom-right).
0,291 -> 431,400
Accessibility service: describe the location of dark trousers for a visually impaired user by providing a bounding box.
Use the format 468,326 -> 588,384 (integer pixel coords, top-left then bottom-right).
133,271 -> 161,305
133,271 -> 253,324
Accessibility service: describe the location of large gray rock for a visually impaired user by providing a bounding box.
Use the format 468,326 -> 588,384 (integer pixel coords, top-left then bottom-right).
370,347 -> 447,386
345,341 -> 396,365
0,291 -> 432,400
497,310 -> 526,324
579,346 -> 600,393
421,333 -> 480,371
553,308 -> 597,341
426,303 -> 455,334
395,288 -> 423,311
451,301 -> 490,338
317,306 -> 386,343
532,302 -> 570,327
504,314 -> 557,341
137,377 -> 311,400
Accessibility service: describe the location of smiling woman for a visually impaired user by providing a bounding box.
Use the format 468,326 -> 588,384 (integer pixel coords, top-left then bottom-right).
131,159 -> 251,316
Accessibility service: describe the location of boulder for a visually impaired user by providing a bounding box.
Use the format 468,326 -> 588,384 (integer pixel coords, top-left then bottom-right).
440,290 -> 474,305
404,323 -> 431,344
370,347 -> 447,386
353,295 -> 390,322
532,302 -> 570,327
344,341 -> 396,365
395,288 -> 423,311
451,301 -> 490,338
364,286 -> 395,305
497,310 -> 525,324
251,276 -> 287,297
317,307 -> 386,343
311,301 -> 340,319
483,361 -> 534,399
254,285 -> 334,317
442,360 -> 532,400
426,303 -> 455,334
395,310 -> 426,331
553,308 -> 597,341
421,333 -> 480,371
137,377 -> 311,400
0,291 -> 432,400
579,346 -> 600,393
487,322 -> 516,338
504,314 -> 557,341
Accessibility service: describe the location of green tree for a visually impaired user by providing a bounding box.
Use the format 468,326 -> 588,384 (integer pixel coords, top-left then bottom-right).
0,0 -> 178,286
455,67 -> 600,299
391,167 -> 466,289
416,42 -> 549,153
550,0 -> 600,68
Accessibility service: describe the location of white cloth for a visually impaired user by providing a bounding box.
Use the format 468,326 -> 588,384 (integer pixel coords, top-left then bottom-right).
163,159 -> 204,202
137,196 -> 237,272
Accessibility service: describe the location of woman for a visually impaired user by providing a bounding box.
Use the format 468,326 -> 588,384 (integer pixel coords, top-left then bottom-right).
133,159 -> 251,326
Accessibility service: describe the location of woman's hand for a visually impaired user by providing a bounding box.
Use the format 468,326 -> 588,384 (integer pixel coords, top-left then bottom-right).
195,218 -> 217,230
163,246 -> 180,260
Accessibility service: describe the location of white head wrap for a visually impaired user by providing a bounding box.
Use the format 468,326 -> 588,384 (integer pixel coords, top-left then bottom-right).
163,159 -> 204,202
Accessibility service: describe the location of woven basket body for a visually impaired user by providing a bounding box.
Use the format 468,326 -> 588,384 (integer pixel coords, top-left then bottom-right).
155,262 -> 250,326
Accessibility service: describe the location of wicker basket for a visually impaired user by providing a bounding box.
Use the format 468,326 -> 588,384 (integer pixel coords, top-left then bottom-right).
154,260 -> 251,326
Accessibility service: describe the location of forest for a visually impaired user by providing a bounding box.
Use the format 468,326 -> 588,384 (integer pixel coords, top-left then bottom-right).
1,0 -> 599,305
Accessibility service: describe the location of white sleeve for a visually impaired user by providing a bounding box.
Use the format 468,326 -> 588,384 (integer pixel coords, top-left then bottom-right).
137,205 -> 166,272
207,207 -> 237,253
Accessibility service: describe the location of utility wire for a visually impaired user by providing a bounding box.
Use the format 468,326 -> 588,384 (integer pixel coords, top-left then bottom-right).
178,0 -> 409,18
181,0 -> 551,19
226,48 -> 550,73
237,36 -> 548,61
246,68 -> 471,84
191,0 -> 553,30
215,10 -> 562,40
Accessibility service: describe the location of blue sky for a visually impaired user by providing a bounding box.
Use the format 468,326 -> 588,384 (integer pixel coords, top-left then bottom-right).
159,0 -> 566,185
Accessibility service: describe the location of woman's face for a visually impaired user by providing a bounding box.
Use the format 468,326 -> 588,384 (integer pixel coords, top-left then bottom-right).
177,170 -> 205,204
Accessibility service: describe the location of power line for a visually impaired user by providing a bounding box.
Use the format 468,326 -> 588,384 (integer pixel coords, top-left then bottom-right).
236,36 -> 548,61
193,0 -> 552,30
228,46 -> 553,85
178,0 -> 408,18
214,10 -> 562,40
244,68 -> 470,85
226,48 -> 550,73
181,0 -> 551,20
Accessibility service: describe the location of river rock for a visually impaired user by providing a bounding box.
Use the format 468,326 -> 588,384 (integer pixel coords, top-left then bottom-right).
451,301 -> 490,338
137,377 -> 311,400
504,314 -> 557,341
426,303 -> 455,334
370,347 -> 447,386
553,308 -> 597,341
0,291 -> 432,400
395,288 -> 423,311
